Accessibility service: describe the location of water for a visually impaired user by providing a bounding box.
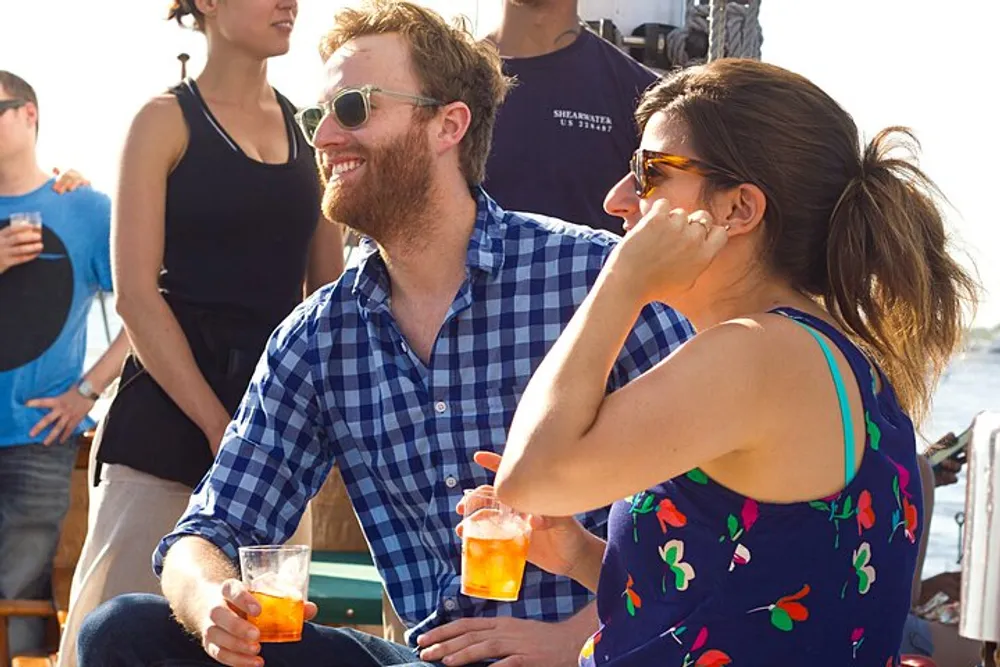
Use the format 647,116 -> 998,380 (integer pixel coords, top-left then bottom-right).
84,302 -> 1000,577
919,349 -> 1000,578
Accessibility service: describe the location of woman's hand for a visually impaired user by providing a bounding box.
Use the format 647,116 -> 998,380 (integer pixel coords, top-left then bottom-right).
609,199 -> 729,304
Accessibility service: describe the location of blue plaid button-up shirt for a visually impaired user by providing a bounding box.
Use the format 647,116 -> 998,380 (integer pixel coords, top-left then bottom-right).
154,189 -> 692,645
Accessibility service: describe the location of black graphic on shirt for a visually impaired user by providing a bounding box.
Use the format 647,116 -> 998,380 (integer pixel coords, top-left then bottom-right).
0,220 -> 73,372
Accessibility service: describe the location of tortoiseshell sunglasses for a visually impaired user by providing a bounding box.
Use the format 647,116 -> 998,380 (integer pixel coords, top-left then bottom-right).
630,148 -> 743,198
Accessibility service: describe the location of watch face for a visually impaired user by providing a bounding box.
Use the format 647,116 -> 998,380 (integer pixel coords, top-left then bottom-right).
78,380 -> 97,399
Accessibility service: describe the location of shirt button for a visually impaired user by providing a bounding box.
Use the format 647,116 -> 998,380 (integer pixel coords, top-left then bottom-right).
400,341 -> 409,353
434,401 -> 447,414
443,597 -> 458,611
445,476 -> 458,488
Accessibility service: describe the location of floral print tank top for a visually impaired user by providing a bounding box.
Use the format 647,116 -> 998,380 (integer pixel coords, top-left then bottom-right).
579,308 -> 922,667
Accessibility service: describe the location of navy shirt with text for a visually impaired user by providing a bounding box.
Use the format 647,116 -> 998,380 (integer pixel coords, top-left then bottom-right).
484,29 -> 658,234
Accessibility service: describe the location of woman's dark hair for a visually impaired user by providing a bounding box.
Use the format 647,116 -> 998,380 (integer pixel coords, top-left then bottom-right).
636,58 -> 978,419
167,0 -> 205,31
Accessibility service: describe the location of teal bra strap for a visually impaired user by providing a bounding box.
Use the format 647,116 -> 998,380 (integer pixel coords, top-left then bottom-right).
790,320 -> 857,486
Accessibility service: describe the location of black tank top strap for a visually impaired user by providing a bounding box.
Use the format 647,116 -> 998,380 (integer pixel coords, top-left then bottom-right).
169,78 -> 243,154
274,89 -> 303,162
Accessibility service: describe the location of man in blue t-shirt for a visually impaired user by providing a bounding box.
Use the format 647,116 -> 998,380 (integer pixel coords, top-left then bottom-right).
0,70 -> 129,658
482,0 -> 658,234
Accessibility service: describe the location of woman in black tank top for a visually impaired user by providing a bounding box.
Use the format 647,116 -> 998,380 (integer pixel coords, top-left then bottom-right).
58,2 -> 344,663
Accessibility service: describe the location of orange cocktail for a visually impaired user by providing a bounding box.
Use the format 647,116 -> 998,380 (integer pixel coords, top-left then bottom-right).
238,545 -> 311,644
460,489 -> 532,602
248,590 -> 305,643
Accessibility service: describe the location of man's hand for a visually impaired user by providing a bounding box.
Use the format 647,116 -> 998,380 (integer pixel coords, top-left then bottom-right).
417,616 -> 583,667
197,578 -> 317,667
0,224 -> 42,274
51,167 -> 90,194
918,571 -> 962,607
923,432 -> 966,487
26,387 -> 96,446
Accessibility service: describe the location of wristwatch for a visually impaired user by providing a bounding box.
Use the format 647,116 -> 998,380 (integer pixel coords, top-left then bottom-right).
77,379 -> 100,401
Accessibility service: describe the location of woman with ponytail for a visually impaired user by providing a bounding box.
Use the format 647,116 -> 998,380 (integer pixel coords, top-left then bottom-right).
57,1 -> 344,665
490,58 -> 977,666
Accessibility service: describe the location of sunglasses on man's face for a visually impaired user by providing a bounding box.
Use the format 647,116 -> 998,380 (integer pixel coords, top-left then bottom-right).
295,85 -> 442,146
630,148 -> 742,198
0,98 -> 28,115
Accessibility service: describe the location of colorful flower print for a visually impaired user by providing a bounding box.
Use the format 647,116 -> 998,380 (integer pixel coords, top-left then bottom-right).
626,492 -> 656,543
808,493 -> 856,549
623,574 -> 642,616
659,539 -> 696,592
658,498 -> 688,534
695,650 -> 733,667
672,627 -> 733,667
888,466 -> 919,544
721,498 -> 758,542
866,412 -> 881,450
579,631 -> 601,660
686,468 -> 709,484
856,490 -> 875,535
729,543 -> 752,572
852,542 -> 876,594
747,584 -> 811,631
851,627 -> 865,659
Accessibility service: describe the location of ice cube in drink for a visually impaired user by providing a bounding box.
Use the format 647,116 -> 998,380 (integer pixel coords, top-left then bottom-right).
461,512 -> 531,602
238,545 -> 310,643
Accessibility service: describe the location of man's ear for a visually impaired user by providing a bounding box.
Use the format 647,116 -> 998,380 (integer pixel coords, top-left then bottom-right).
431,101 -> 472,155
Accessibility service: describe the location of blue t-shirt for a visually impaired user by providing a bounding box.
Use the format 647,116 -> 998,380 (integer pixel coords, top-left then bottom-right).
0,179 -> 112,447
483,30 -> 658,234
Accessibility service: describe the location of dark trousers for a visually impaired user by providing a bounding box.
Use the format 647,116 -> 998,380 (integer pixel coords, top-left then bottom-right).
77,593 -> 492,667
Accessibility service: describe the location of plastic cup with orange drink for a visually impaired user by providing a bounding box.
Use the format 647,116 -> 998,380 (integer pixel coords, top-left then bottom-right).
460,487 -> 532,602
238,545 -> 310,643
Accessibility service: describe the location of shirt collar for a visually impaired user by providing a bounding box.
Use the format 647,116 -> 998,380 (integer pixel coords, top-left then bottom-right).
351,187 -> 507,313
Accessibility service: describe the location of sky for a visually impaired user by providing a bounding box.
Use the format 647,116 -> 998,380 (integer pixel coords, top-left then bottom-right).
2,0 -> 996,327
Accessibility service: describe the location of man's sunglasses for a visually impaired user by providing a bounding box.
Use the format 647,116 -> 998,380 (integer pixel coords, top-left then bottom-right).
295,85 -> 442,145
630,148 -> 743,198
0,98 -> 28,114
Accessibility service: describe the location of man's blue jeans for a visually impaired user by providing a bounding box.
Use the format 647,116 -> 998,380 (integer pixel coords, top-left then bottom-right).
78,594 -> 492,667
0,438 -> 79,658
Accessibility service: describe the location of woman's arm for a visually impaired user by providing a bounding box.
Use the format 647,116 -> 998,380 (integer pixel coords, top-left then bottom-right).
112,97 -> 231,452
304,216 -> 345,296
496,264 -> 778,516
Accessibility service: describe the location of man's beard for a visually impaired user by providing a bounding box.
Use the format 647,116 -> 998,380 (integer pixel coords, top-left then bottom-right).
321,122 -> 433,248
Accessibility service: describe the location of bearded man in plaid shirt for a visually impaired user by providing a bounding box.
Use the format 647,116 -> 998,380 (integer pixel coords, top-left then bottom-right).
75,3 -> 691,667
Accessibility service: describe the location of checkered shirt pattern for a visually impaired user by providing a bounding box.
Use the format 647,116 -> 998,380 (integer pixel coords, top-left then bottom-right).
154,188 -> 693,645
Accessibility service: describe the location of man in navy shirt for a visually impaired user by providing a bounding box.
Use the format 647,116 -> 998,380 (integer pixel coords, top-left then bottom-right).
483,0 -> 658,234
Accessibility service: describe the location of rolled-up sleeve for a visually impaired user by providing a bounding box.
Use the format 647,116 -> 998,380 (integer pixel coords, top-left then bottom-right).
153,305 -> 335,576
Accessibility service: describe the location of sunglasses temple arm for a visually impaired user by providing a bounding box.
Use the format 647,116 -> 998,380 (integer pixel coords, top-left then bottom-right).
377,90 -> 441,107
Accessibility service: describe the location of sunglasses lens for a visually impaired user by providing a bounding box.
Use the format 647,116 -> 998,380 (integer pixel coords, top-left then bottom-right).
630,154 -> 646,196
298,107 -> 324,144
333,90 -> 368,129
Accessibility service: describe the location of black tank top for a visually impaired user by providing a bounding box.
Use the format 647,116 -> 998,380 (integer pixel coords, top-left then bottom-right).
95,80 -> 322,488
163,79 -> 319,324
